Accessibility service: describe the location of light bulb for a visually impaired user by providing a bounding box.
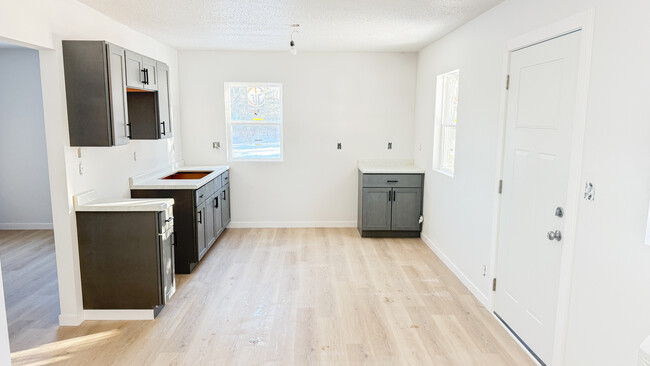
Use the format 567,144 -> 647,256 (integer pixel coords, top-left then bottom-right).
290,40 -> 297,56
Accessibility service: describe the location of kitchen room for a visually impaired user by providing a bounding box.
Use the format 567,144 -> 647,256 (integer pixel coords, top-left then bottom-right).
0,0 -> 649,365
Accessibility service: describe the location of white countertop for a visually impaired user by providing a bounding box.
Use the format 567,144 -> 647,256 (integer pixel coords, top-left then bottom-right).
130,165 -> 229,190
73,190 -> 174,212
358,159 -> 425,174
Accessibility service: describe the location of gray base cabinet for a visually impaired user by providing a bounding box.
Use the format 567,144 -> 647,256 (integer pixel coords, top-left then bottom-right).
76,209 -> 175,317
131,170 -> 231,273
358,172 -> 424,237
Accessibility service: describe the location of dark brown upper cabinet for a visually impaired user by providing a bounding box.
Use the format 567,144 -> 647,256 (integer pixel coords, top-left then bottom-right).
63,41 -> 173,145
63,41 -> 130,146
127,61 -> 172,140
125,50 -> 157,91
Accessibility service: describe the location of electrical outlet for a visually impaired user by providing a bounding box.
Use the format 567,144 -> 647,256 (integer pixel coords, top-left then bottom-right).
387,142 -> 392,150
337,142 -> 342,150
133,152 -> 137,161
482,265 -> 487,277
78,162 -> 84,176
419,144 -> 422,152
584,182 -> 595,201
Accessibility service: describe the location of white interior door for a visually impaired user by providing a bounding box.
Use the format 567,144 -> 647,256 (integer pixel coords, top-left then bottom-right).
495,30 -> 581,365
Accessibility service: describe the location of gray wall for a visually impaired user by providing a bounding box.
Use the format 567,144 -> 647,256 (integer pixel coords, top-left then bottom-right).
0,48 -> 52,228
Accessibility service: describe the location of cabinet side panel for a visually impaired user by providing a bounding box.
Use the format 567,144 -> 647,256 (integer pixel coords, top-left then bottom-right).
76,211 -> 160,309
62,41 -> 112,146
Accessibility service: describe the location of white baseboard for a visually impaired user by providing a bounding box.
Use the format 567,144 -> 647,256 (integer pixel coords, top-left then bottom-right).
59,313 -> 84,326
420,233 -> 490,308
0,223 -> 53,230
83,310 -> 154,321
228,221 -> 357,229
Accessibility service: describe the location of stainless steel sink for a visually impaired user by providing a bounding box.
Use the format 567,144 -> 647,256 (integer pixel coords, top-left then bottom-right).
162,171 -> 213,180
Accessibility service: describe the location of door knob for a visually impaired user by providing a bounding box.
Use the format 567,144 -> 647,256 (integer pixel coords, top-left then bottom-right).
555,207 -> 564,218
547,230 -> 562,241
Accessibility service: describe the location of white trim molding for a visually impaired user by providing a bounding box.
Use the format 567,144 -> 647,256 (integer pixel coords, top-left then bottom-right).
0,223 -> 54,230
489,9 -> 595,366
83,310 -> 155,321
58,312 -> 84,326
421,233 -> 490,308
227,221 -> 357,229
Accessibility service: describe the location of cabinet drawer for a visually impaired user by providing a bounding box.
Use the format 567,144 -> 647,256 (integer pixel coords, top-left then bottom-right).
203,179 -> 215,198
221,171 -> 229,186
195,185 -> 208,205
362,174 -> 423,188
211,175 -> 222,192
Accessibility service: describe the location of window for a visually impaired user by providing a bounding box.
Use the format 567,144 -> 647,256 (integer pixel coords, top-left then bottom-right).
433,70 -> 459,175
224,82 -> 283,161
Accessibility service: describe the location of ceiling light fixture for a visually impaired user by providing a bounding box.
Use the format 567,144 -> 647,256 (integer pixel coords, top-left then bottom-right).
289,24 -> 299,56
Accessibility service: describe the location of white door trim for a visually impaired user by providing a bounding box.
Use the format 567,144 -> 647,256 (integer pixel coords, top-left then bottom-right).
488,9 -> 595,366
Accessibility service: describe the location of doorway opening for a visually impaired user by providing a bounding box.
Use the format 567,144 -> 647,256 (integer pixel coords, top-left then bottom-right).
0,40 -> 61,353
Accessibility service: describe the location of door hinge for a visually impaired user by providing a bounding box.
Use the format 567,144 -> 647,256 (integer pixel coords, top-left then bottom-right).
498,180 -> 503,194
505,74 -> 510,90
492,278 -> 497,291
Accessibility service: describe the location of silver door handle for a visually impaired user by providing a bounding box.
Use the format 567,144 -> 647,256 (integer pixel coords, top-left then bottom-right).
547,230 -> 562,241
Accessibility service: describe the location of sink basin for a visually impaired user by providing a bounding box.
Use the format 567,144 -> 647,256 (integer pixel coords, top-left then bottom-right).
162,171 -> 213,180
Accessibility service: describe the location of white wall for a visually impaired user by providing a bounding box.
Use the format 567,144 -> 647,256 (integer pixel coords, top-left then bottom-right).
179,51 -> 417,226
0,0 -> 184,328
413,0 -> 650,365
0,48 -> 53,229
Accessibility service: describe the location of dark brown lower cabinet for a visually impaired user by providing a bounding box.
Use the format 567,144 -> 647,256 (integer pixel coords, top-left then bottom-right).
76,210 -> 175,317
131,170 -> 231,274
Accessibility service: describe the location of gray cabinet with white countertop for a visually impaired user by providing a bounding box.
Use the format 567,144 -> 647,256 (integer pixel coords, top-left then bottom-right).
357,160 -> 424,238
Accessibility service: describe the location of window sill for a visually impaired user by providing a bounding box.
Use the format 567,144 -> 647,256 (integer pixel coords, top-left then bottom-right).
434,168 -> 454,178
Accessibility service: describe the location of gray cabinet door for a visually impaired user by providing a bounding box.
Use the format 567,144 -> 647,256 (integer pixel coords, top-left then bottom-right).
212,194 -> 223,240
142,56 -> 158,91
196,202 -> 207,260
362,188 -> 392,231
157,62 -> 172,138
125,50 -> 144,89
106,43 -> 130,145
391,188 -> 422,231
204,193 -> 216,250
221,185 -> 231,227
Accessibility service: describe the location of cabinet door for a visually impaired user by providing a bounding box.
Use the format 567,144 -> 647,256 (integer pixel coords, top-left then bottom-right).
362,188 -> 392,231
212,194 -> 223,241
157,62 -> 172,138
160,228 -> 175,304
390,188 -> 422,231
196,202 -> 206,260
221,185 -> 231,227
125,50 -> 144,89
204,193 -> 216,250
142,56 -> 158,91
106,44 -> 130,145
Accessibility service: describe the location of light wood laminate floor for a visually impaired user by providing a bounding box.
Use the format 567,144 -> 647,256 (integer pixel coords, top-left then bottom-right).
4,228 -> 535,365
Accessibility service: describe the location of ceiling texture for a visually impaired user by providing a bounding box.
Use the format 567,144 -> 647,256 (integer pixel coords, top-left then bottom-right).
78,0 -> 503,52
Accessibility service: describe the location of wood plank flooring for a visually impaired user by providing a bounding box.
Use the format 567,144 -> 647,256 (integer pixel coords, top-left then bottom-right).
4,228 -> 535,365
0,230 -> 60,353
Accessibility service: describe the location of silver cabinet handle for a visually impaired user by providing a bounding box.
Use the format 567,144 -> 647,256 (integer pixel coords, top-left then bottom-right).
547,230 -> 562,241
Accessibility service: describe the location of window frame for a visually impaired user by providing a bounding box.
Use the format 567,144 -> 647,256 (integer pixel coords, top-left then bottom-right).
432,69 -> 460,177
224,82 -> 284,162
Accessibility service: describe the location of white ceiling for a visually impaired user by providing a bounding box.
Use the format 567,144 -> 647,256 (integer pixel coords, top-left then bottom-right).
78,0 -> 503,52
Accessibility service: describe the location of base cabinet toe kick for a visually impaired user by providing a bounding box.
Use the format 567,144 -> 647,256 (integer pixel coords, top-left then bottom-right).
131,170 -> 231,274
358,172 -> 424,238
